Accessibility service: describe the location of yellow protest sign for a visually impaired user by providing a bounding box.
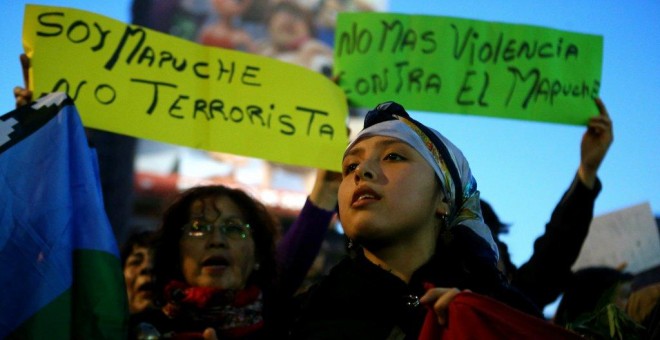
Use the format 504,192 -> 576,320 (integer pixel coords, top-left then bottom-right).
334,12 -> 604,125
23,5 -> 348,171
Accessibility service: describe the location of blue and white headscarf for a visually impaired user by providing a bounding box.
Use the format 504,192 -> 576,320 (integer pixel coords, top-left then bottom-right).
345,101 -> 498,258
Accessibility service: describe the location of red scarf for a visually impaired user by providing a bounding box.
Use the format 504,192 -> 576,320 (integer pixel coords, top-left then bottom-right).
162,281 -> 264,338
419,288 -> 582,340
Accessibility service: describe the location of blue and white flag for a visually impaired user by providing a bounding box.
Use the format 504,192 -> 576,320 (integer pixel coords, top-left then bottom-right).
0,93 -> 128,338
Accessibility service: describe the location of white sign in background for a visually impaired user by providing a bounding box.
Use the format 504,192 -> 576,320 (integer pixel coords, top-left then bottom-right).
573,202 -> 660,274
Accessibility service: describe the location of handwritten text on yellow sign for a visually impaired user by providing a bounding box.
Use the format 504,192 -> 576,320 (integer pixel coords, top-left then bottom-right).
24,5 -> 348,171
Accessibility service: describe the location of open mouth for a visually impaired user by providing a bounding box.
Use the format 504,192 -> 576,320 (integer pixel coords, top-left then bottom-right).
137,281 -> 155,292
202,256 -> 229,268
352,186 -> 381,205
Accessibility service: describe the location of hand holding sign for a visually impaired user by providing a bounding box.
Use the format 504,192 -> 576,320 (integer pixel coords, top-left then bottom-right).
578,98 -> 613,188
13,54 -> 32,108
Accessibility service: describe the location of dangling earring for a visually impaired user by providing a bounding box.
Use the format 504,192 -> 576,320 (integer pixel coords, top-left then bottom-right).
440,213 -> 453,244
347,238 -> 355,250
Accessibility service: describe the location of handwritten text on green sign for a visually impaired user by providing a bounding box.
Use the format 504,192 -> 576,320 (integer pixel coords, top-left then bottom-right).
334,13 -> 603,125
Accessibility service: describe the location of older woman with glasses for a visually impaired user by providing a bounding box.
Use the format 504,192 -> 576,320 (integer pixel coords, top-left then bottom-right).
129,177 -> 338,339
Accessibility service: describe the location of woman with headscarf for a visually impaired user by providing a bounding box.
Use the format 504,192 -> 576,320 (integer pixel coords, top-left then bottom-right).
288,101 -> 552,339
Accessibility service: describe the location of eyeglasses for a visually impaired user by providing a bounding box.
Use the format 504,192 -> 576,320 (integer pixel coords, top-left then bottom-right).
182,219 -> 251,240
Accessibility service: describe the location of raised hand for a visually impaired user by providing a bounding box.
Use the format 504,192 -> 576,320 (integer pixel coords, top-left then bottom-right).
578,98 -> 613,189
13,53 -> 33,108
309,168 -> 342,211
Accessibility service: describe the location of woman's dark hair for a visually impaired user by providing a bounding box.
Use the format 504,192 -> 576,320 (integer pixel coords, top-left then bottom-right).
434,226 -> 542,317
120,230 -> 156,268
151,185 -> 280,305
479,199 -> 517,279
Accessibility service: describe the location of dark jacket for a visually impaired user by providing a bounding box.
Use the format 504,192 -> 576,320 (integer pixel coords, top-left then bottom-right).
512,176 -> 602,308
289,227 -> 542,340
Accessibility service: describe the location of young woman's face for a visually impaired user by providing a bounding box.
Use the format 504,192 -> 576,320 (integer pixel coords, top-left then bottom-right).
339,135 -> 448,249
179,195 -> 257,290
123,244 -> 154,313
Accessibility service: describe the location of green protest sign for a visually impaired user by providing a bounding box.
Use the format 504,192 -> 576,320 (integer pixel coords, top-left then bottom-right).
334,12 -> 603,125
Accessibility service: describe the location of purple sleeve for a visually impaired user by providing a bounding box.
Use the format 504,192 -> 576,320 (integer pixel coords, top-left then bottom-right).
275,197 -> 335,298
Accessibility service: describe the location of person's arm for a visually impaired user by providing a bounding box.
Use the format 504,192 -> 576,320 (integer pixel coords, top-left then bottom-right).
274,169 -> 340,298
512,98 -> 613,308
513,176 -> 601,308
273,73 -> 347,299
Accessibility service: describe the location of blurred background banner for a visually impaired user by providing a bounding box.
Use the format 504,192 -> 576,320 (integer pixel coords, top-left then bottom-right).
126,0 -> 385,222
